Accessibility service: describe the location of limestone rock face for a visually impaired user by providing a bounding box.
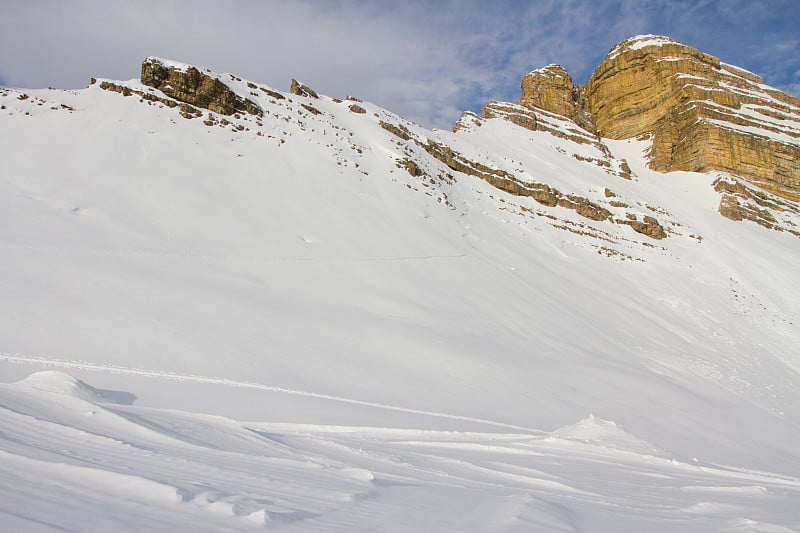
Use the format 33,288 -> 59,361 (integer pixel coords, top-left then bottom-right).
519,65 -> 593,130
583,35 -> 800,200
141,58 -> 262,117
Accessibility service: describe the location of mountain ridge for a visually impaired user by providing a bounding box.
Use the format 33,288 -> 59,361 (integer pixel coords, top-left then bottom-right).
1,34 -> 800,531
57,34 -> 799,239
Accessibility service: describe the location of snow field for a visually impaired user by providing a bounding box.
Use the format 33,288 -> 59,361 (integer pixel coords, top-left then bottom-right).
1,67 -> 799,530
1,371 -> 799,532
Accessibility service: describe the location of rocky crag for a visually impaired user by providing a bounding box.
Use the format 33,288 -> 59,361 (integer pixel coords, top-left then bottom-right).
141,58 -> 263,117
514,34 -> 800,231
519,64 -> 594,131
585,36 -> 800,200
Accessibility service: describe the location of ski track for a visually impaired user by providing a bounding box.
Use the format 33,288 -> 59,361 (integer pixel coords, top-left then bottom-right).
0,242 -> 467,264
0,352 -> 541,433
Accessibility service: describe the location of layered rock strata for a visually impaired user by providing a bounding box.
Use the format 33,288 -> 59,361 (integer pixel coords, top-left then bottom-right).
713,176 -> 800,236
519,64 -> 594,131
141,58 -> 262,117
381,120 -> 613,223
583,35 -> 800,201
480,101 -> 632,180
99,80 -> 203,119
382,117 -> 666,237
515,36 -> 800,202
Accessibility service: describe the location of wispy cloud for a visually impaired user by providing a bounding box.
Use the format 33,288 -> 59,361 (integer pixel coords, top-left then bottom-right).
1,0 -> 797,128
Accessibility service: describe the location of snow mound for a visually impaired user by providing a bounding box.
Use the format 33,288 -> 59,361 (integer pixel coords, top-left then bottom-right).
550,414 -> 664,456
17,371 -> 103,402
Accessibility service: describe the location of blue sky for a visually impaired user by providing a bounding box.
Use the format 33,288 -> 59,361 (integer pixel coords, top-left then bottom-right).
1,0 -> 798,128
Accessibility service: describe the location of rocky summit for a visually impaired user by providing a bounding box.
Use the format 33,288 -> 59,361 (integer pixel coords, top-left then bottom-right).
518,35 -> 800,206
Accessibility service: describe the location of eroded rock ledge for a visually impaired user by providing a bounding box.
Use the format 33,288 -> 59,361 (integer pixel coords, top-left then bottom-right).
713,176 -> 800,237
381,119 -> 666,239
141,58 -> 262,117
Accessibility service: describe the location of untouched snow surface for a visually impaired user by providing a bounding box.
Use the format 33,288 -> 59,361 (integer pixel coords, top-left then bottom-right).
1,70 -> 799,531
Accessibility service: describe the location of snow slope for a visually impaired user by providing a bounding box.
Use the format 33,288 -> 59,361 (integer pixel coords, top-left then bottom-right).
1,63 -> 799,531
2,371 -> 799,532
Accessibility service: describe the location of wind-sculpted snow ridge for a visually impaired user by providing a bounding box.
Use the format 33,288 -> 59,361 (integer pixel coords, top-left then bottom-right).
2,372 -> 799,532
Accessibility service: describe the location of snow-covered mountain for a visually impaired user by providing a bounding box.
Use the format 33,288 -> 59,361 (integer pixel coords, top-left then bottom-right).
1,36 -> 799,532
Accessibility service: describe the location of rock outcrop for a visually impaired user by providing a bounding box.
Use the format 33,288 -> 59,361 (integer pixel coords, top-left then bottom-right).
482,101 -> 537,132
515,36 -> 800,202
519,65 -> 594,131
290,79 -> 319,98
712,176 -> 800,236
480,101 -> 633,180
99,80 -> 204,119
583,35 -> 800,201
141,58 -> 262,117
380,119 -> 618,225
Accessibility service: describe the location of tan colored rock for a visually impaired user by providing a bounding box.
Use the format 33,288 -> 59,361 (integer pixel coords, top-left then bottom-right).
398,158 -> 423,177
141,58 -> 262,117
480,101 -> 632,180
453,111 -> 482,132
712,176 -> 800,236
258,86 -> 284,100
583,35 -> 800,200
619,215 -> 667,240
482,101 -> 537,132
100,81 -> 204,119
301,103 -> 321,115
423,138 -> 612,222
519,65 -> 593,130
380,117 -> 620,226
290,79 -> 319,98
520,65 -> 573,115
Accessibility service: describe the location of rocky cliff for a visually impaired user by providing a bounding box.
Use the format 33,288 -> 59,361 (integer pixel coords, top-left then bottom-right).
519,65 -> 593,131
584,35 -> 800,201
141,57 -> 262,117
517,35 -> 800,204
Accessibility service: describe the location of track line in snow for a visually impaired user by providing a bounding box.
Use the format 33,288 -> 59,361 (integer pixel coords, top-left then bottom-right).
0,353 -> 541,434
0,242 -> 467,264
